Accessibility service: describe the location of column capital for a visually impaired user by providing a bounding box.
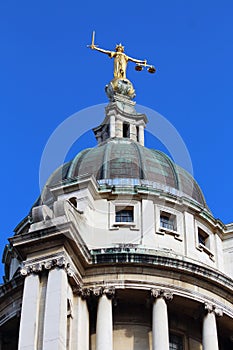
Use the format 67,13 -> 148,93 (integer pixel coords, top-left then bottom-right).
20,256 -> 70,276
92,286 -> 115,299
151,288 -> 173,301
103,286 -> 115,299
204,302 -> 223,317
93,286 -> 103,297
73,286 -> 91,300
81,288 -> 92,299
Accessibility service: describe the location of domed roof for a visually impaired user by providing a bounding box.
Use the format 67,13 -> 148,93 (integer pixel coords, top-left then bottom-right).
40,138 -> 208,210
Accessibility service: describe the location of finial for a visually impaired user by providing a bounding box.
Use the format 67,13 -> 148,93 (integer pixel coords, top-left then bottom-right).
88,31 -> 156,100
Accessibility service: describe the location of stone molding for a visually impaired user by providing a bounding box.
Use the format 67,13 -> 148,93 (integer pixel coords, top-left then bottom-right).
151,288 -> 173,301
204,302 -> 223,317
91,252 -> 233,296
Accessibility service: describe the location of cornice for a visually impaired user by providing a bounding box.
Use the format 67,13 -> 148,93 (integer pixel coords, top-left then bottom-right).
90,250 -> 233,296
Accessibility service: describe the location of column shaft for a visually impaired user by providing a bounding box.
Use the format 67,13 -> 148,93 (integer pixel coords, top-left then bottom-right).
96,294 -> 113,350
110,115 -> 116,138
18,274 -> 40,350
115,119 -> 123,137
130,124 -> 137,141
202,311 -> 219,350
139,125 -> 144,146
42,268 -> 68,350
152,297 -> 169,350
72,296 -> 89,350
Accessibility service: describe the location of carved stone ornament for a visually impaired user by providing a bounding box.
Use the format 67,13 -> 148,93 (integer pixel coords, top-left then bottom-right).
204,302 -> 223,317
80,288 -> 91,300
32,263 -> 43,273
72,286 -> 82,295
44,260 -> 53,270
103,286 -> 115,299
151,288 -> 173,301
72,286 -> 91,299
20,256 -> 70,276
92,286 -> 115,299
93,286 -> 103,297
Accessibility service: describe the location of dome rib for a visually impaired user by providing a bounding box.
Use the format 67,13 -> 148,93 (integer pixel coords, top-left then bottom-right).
131,141 -> 145,179
101,141 -> 113,179
67,148 -> 91,178
153,150 -> 180,190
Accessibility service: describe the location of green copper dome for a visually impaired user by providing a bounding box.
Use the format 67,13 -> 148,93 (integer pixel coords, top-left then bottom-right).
40,138 -> 208,210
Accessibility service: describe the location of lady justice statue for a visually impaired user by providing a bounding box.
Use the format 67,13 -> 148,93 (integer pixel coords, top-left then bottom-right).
88,32 -> 155,99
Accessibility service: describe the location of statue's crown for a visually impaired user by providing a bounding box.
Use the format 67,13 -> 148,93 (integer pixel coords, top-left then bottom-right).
115,43 -> 124,51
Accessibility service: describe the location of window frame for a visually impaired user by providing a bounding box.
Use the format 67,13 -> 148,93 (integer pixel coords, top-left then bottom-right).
109,201 -> 140,230
196,225 -> 214,260
160,212 -> 177,232
155,205 -> 183,241
115,206 -> 134,224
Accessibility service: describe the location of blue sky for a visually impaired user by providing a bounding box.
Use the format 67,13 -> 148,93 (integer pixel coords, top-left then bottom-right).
1,1 -> 233,278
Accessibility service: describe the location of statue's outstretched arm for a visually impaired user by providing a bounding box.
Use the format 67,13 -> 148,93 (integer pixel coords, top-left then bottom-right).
127,55 -> 147,65
91,45 -> 113,56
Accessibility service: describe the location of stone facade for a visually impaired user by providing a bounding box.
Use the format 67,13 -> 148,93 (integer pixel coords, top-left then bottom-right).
0,94 -> 233,350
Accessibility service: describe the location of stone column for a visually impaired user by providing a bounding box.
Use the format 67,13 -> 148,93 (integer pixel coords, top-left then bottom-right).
72,288 -> 90,350
151,289 -> 173,350
202,303 -> 223,350
115,119 -> 123,138
95,287 -> 115,350
138,125 -> 144,146
42,266 -> 68,350
18,273 -> 40,350
110,115 -> 116,138
130,124 -> 137,141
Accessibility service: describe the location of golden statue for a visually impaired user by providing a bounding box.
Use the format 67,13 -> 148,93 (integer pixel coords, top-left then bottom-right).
88,32 -> 155,99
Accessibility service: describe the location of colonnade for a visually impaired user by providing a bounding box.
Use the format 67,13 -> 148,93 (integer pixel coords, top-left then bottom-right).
18,268 -> 223,350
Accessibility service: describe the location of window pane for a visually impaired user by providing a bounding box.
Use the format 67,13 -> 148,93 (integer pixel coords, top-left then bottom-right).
160,215 -> 175,230
169,334 -> 183,350
198,234 -> 206,245
198,228 -> 209,246
116,209 -> 133,222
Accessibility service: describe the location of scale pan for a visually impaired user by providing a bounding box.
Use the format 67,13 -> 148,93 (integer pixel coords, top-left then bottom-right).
148,66 -> 156,73
135,65 -> 143,71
